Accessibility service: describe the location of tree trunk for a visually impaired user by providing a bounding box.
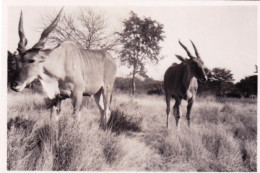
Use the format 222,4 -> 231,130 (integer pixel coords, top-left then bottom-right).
132,64 -> 136,95
132,71 -> 136,95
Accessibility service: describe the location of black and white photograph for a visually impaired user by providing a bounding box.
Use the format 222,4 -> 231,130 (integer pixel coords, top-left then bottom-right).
2,0 -> 258,172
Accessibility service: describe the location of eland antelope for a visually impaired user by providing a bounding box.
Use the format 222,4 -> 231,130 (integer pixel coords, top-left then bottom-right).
164,40 -> 207,128
10,9 -> 117,129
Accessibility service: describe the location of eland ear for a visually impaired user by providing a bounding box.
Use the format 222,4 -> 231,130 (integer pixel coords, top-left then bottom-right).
37,43 -> 60,62
175,55 -> 186,62
37,49 -> 52,62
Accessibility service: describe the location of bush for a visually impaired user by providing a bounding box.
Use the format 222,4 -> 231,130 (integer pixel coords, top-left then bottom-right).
226,90 -> 242,98
114,77 -> 163,95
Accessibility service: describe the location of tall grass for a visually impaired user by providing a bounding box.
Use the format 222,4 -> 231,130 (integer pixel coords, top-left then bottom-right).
7,89 -> 257,171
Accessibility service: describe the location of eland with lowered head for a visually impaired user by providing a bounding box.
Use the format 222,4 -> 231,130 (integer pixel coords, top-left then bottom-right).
11,8 -> 117,129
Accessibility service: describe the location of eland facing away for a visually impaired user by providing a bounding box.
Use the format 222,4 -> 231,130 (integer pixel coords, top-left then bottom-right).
10,9 -> 117,129
163,40 -> 207,128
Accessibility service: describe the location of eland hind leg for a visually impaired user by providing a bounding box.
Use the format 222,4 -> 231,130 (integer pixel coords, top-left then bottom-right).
94,88 -> 105,129
103,85 -> 113,130
186,98 -> 194,127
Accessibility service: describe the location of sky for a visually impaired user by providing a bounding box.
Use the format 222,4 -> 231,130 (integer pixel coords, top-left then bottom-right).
7,5 -> 257,82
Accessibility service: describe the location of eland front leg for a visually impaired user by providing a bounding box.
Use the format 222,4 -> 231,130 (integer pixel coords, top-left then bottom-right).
165,93 -> 171,129
173,98 -> 182,127
45,96 -> 62,146
94,88 -> 106,129
71,90 -> 83,121
45,96 -> 62,121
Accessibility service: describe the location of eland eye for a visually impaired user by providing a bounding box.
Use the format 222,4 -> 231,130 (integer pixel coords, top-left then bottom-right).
28,59 -> 35,63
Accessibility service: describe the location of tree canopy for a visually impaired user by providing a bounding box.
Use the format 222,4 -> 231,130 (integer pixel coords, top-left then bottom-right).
236,75 -> 257,97
210,68 -> 234,83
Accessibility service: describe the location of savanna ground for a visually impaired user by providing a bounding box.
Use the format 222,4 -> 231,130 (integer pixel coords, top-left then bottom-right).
7,89 -> 257,171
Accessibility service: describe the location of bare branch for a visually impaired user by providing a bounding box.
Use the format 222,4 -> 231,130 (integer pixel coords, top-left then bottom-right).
39,7 -> 119,50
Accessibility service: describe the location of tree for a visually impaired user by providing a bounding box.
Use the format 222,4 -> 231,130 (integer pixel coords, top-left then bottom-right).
211,68 -> 234,82
236,75 -> 257,97
210,67 -> 235,95
41,7 -> 120,50
118,11 -> 164,95
198,67 -> 235,95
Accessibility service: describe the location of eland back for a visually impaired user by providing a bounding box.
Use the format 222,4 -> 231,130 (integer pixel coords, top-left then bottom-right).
164,40 -> 207,128
10,9 -> 117,129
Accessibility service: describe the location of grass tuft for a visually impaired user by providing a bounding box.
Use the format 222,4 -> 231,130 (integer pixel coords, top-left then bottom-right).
8,117 -> 35,133
107,109 -> 142,134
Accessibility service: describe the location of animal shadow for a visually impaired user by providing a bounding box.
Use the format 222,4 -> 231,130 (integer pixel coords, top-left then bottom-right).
107,109 -> 142,135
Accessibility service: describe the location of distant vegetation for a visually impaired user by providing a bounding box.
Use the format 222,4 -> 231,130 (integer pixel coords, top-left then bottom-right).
199,67 -> 257,98
236,75 -> 257,97
114,77 -> 163,95
114,68 -> 257,99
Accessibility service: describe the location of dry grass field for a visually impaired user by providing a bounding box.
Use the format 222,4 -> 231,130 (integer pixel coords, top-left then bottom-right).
7,89 -> 257,171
